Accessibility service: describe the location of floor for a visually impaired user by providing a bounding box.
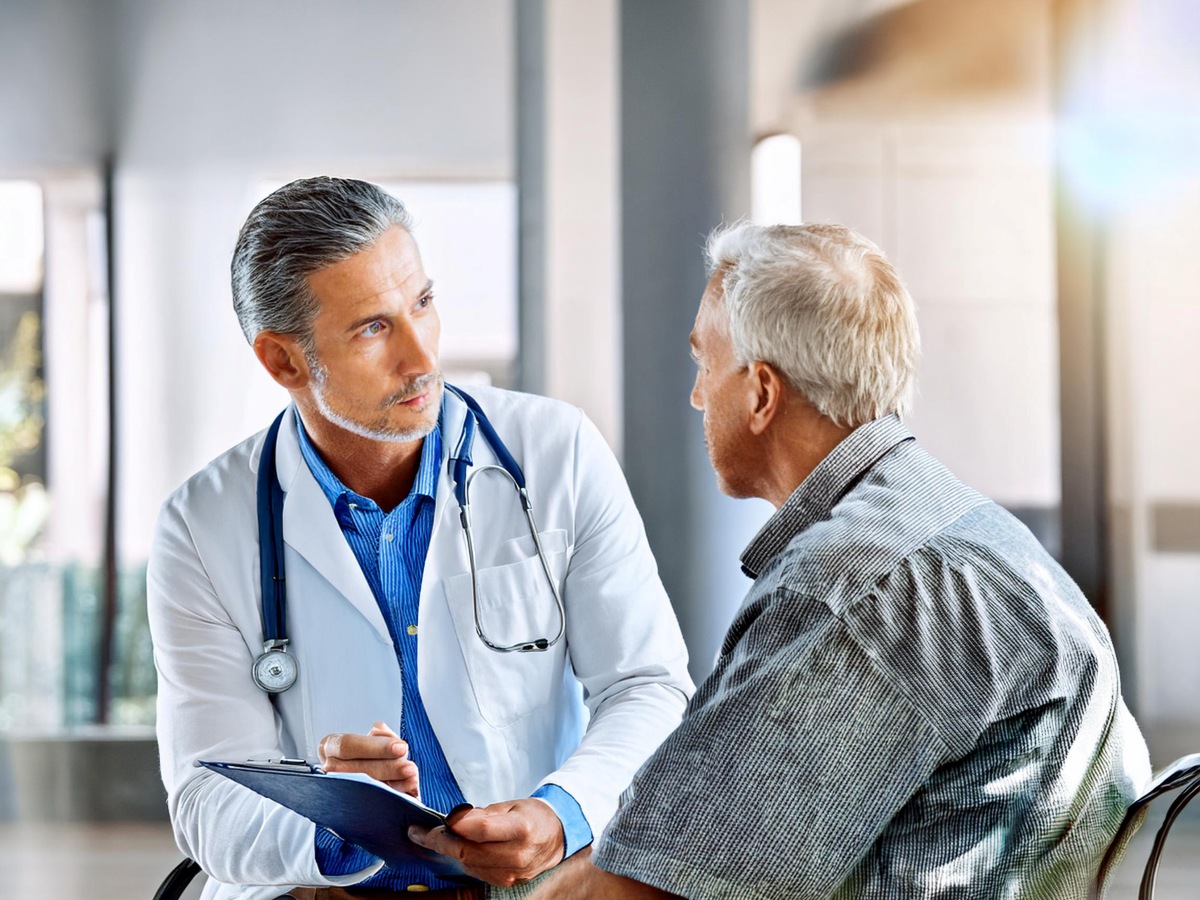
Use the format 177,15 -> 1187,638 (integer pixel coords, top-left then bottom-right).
0,822 -> 200,899
0,808 -> 1197,900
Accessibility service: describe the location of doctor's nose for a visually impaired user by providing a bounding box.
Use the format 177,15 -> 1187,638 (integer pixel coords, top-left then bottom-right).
394,319 -> 440,376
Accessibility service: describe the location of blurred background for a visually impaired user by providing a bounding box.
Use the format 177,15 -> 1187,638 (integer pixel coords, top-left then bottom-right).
0,0 -> 1198,896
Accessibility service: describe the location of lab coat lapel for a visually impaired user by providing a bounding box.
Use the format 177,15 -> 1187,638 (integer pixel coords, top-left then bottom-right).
271,408 -> 392,643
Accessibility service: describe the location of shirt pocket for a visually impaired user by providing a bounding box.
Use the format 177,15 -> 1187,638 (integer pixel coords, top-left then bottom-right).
441,529 -> 570,729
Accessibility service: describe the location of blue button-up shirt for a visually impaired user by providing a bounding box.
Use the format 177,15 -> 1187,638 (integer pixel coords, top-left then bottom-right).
296,411 -> 590,889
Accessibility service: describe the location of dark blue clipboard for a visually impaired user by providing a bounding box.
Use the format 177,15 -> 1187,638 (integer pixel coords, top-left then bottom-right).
198,759 -> 478,882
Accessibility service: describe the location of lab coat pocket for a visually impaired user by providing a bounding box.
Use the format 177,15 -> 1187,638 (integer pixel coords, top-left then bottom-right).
442,532 -> 569,729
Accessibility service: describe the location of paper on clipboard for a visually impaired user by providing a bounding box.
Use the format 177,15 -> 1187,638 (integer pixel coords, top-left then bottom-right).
198,759 -> 478,882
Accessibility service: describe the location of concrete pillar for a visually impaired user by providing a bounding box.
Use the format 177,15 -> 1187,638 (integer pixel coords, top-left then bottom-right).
620,0 -> 770,681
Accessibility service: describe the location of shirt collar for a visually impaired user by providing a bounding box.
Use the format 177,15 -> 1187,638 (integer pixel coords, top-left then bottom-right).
410,421 -> 442,502
294,409 -> 443,523
739,414 -> 914,579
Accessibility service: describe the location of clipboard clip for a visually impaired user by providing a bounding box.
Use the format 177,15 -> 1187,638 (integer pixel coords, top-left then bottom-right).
195,757 -> 325,774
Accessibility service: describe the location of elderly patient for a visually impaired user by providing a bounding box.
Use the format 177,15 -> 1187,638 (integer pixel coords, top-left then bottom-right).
415,222 -> 1153,898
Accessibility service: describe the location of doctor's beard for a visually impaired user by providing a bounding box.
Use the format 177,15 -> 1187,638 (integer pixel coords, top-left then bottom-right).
309,364 -> 443,443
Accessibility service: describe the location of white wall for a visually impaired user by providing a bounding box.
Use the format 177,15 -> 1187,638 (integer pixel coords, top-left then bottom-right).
109,0 -> 512,173
0,0 -> 111,170
1107,186 -> 1200,761
107,0 -> 515,560
1097,0 -> 1200,753
799,124 -> 1061,510
752,0 -> 1061,514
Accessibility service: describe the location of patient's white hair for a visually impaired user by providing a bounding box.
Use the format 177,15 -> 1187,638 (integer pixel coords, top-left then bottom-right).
705,221 -> 920,427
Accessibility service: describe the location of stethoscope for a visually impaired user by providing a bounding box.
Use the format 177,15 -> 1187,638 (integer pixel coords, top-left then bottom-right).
251,385 -> 567,694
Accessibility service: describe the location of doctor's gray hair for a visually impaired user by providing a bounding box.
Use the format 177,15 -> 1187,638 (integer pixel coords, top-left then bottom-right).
705,221 -> 919,427
231,176 -> 413,348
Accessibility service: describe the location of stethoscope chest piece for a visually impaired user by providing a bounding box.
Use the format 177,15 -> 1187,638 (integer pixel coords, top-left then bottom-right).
252,639 -> 298,693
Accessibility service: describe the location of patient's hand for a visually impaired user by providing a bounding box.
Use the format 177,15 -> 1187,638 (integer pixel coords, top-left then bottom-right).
318,721 -> 420,797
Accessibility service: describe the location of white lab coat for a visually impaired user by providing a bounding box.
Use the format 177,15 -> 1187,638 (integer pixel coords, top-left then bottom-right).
148,386 -> 693,899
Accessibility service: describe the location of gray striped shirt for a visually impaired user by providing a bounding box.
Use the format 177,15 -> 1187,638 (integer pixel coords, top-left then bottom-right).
595,415 -> 1150,899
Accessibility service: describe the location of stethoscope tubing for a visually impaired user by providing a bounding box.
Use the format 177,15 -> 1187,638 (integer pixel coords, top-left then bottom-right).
459,463 -> 566,653
253,410 -> 296,693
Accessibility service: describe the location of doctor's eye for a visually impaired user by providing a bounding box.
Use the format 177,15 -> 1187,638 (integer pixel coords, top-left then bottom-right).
416,291 -> 435,310
360,320 -> 386,337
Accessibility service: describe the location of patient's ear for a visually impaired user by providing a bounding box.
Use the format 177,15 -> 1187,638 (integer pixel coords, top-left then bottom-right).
253,332 -> 309,390
747,361 -> 783,436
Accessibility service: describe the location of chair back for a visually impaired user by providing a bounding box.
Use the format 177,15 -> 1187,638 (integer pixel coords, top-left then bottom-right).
152,857 -> 203,900
1096,752 -> 1200,898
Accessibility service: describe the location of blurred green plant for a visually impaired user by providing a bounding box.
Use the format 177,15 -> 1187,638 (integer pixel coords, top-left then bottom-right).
0,310 -> 48,565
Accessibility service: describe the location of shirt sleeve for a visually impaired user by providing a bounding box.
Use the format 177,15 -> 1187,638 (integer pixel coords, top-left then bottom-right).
592,590 -> 950,900
532,783 -> 594,858
314,827 -> 381,876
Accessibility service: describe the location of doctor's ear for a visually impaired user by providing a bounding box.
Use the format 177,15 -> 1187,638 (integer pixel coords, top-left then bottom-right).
253,332 -> 310,390
747,361 -> 784,436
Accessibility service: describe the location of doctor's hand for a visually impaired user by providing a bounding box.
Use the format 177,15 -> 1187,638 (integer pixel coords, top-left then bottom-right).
408,797 -> 566,887
318,721 -> 420,797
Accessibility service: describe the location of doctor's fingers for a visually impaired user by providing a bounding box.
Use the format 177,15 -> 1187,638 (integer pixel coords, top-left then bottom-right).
408,826 -> 544,887
410,825 -> 464,860
318,731 -> 409,765
368,721 -> 401,739
450,799 -> 566,848
325,756 -> 420,787
385,767 -> 421,798
446,805 -> 532,843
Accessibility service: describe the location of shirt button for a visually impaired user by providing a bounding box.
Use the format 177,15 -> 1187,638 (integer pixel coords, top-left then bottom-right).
406,624 -> 418,636
406,885 -> 430,892
384,532 -> 394,541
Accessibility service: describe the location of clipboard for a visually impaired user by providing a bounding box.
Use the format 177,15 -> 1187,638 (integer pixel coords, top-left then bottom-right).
198,759 -> 477,882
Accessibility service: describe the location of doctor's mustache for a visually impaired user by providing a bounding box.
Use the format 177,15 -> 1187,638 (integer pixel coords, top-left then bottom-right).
382,371 -> 443,409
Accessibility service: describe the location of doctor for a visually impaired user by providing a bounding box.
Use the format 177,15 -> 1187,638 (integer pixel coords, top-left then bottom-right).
148,176 -> 693,900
